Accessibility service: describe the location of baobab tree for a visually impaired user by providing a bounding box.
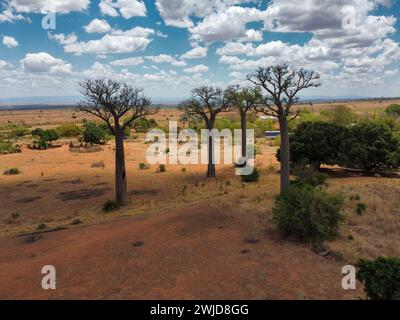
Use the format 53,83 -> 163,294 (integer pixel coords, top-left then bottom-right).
224,85 -> 262,164
178,86 -> 228,178
78,79 -> 158,206
247,64 -> 320,194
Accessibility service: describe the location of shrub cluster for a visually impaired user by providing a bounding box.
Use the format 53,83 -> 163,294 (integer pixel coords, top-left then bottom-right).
31,128 -> 60,149
82,122 -> 110,145
272,172 -> 344,243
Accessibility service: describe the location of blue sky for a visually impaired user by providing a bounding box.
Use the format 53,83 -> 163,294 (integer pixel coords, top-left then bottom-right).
0,0 -> 399,101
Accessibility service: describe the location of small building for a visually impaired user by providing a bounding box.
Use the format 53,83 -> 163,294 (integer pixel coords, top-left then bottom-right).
264,131 -> 280,139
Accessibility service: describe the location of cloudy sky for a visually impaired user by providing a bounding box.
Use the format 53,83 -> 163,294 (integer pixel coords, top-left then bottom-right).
0,0 -> 399,101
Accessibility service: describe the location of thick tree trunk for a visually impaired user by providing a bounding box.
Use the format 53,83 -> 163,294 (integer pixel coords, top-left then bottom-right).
278,116 -> 290,194
115,130 -> 128,206
241,112 -> 247,159
207,134 -> 216,178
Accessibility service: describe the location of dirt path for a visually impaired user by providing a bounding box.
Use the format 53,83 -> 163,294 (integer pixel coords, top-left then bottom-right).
0,204 -> 361,300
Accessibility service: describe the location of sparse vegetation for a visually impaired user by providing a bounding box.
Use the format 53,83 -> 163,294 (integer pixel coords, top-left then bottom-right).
0,139 -> 20,154
37,223 -> 47,230
91,161 -> 105,169
356,202 -> 367,216
4,167 -> 21,175
57,123 -> 82,137
102,200 -> 120,213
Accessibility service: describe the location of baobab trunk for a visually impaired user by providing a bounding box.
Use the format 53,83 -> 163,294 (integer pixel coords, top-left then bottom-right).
240,112 -> 247,160
278,116 -> 290,194
207,134 -> 216,178
115,130 -> 128,206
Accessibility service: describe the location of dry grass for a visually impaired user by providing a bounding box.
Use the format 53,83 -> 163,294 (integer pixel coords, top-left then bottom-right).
0,106 -> 399,267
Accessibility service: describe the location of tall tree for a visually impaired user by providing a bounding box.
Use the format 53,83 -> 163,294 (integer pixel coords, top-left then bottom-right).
78,79 -> 158,206
178,86 -> 227,178
247,64 -> 320,193
224,85 -> 261,164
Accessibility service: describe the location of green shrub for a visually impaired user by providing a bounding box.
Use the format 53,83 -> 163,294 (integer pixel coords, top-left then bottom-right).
385,104 -> 400,118
326,105 -> 356,125
158,164 -> 166,172
31,128 -> 60,142
132,118 -> 158,133
82,122 -> 110,145
357,257 -> 400,300
272,184 -> 344,242
280,121 -> 348,169
57,123 -> 81,137
342,121 -> 400,173
102,200 -> 120,213
292,167 -> 328,187
356,202 -> 367,215
284,120 -> 400,174
4,167 -> 21,175
241,167 -> 260,183
9,126 -> 30,139
138,162 -> 146,170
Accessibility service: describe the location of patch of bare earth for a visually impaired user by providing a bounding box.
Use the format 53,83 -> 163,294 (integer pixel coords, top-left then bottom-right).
0,204 -> 361,300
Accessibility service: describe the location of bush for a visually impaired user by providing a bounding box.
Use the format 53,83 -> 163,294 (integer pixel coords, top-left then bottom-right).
31,128 -> 60,142
292,167 -> 328,187
4,167 -> 21,175
132,118 -> 158,133
57,123 -> 81,137
356,202 -> 367,215
326,105 -> 356,125
9,126 -> 30,139
82,122 -> 110,145
385,104 -> 400,118
357,257 -> 400,300
138,162 -> 146,170
241,167 -> 260,183
102,200 -> 120,213
158,164 -> 166,172
272,184 -> 344,242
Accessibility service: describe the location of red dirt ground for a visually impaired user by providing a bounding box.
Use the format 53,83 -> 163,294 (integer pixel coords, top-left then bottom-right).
0,204 -> 362,300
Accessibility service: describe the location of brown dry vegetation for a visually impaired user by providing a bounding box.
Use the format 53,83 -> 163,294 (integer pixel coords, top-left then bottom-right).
0,101 -> 399,299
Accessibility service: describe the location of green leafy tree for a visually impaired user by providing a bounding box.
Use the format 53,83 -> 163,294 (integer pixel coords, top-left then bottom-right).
280,121 -> 349,169
342,121 -> 400,173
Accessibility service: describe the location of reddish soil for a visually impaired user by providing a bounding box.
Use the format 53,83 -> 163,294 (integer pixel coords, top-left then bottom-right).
0,204 -> 361,300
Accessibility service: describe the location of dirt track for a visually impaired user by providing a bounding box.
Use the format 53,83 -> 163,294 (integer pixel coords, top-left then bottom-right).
0,204 -> 361,300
